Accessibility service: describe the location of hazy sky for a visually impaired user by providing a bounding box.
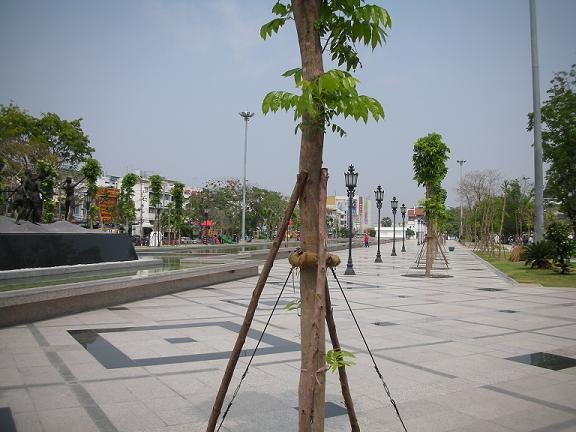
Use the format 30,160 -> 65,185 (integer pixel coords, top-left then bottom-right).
1,0 -> 575,219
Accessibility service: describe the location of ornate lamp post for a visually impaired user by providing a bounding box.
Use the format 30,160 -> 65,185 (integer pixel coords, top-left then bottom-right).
344,165 -> 358,275
391,196 -> 398,256
374,185 -> 384,263
400,203 -> 406,252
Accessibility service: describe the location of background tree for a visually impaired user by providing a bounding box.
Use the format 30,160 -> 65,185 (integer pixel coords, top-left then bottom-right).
260,1 -> 390,429
380,216 -> 392,227
148,175 -> 164,245
545,221 -> 575,274
444,207 -> 460,239
0,103 -> 93,187
118,173 -> 139,235
413,133 -> 450,276
247,186 -> 288,239
0,156 -> 5,211
529,64 -> 576,236
405,227 -> 415,239
171,182 -> 184,243
80,158 -> 102,229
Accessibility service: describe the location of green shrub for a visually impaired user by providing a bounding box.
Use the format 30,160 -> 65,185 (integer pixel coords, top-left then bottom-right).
545,221 -> 576,274
521,241 -> 554,269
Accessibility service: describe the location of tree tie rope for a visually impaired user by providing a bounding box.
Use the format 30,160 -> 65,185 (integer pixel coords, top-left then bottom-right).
330,267 -> 409,432
216,267 -> 294,431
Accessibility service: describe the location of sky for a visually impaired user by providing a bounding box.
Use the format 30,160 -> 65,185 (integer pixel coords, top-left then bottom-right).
1,0 -> 575,220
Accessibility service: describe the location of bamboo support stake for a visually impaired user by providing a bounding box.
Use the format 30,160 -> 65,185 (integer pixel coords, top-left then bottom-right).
300,168 -> 329,432
325,279 -> 360,432
206,170 -> 308,432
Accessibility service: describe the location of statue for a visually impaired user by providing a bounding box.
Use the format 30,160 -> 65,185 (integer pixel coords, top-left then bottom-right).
61,176 -> 83,221
14,169 -> 32,224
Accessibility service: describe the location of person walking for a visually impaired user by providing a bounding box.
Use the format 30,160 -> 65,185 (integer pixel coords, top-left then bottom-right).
364,232 -> 369,247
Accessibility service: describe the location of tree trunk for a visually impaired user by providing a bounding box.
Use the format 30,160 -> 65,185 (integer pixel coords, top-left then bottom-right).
292,1 -> 326,430
425,185 -> 435,277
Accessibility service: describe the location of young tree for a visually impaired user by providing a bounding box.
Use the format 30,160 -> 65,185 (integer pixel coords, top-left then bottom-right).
80,158 -> 103,229
148,175 -> 164,246
413,133 -> 450,276
119,173 -> 140,235
380,216 -> 392,227
171,182 -> 185,243
545,221 -> 576,274
529,64 -> 576,236
260,2 -> 390,429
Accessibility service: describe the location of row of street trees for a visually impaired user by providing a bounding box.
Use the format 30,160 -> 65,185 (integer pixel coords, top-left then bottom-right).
450,63 -> 575,252
93,175 -> 295,243
456,170 -> 535,251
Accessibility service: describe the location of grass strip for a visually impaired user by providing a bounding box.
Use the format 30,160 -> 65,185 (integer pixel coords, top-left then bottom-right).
476,252 -> 575,288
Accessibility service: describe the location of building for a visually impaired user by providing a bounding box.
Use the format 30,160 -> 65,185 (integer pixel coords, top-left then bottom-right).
326,194 -> 371,235
127,171 -> 200,237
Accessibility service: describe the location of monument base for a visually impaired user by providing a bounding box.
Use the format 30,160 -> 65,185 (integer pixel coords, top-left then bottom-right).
0,216 -> 137,271
0,233 -> 137,271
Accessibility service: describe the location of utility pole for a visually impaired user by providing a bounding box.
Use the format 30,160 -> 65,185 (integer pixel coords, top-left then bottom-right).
529,0 -> 544,242
239,111 -> 254,243
456,160 -> 466,241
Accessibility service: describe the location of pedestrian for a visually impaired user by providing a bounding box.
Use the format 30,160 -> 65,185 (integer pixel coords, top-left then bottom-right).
364,232 -> 369,247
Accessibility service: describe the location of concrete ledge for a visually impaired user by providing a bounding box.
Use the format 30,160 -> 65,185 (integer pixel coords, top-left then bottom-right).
0,258 -> 163,281
0,261 -> 258,328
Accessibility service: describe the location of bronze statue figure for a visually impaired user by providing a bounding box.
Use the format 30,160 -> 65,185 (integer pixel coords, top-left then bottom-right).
61,176 -> 83,221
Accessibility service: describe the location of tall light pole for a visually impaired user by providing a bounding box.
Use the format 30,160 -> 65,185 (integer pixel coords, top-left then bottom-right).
239,111 -> 254,243
400,203 -> 406,253
457,160 -> 466,241
390,196 -> 398,256
344,165 -> 358,275
529,0 -> 544,242
374,185 -> 384,263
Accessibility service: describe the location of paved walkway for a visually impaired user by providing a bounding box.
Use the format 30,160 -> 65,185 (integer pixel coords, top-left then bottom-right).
1,240 -> 576,432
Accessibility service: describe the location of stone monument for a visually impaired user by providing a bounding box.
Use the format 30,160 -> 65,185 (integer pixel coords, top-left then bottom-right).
0,216 -> 137,271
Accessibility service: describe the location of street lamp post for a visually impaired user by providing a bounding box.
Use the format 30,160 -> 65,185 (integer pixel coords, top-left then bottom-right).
239,111 -> 254,243
456,160 -> 466,241
344,165 -> 358,275
374,185 -> 384,263
391,197 -> 398,256
416,218 -> 420,245
401,203 -> 406,253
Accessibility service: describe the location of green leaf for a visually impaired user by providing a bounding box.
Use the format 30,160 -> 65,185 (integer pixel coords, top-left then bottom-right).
326,349 -> 355,372
271,2 -> 289,16
282,68 -> 302,85
284,299 -> 301,311
260,18 -> 287,40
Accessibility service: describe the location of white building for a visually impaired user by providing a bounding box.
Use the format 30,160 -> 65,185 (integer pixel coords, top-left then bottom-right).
96,171 -> 200,236
326,194 -> 370,235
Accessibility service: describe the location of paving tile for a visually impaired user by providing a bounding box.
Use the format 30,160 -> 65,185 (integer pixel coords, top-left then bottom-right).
492,405 -> 575,431
28,384 -> 80,411
37,407 -> 99,432
1,241 -> 575,431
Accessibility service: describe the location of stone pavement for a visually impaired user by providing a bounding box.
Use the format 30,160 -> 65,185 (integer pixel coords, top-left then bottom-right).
1,240 -> 576,432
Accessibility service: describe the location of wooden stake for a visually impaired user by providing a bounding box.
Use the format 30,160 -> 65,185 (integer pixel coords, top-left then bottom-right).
206,170 -> 308,432
325,279 -> 360,432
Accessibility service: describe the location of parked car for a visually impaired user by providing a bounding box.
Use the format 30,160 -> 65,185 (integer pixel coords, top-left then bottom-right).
180,236 -> 193,244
